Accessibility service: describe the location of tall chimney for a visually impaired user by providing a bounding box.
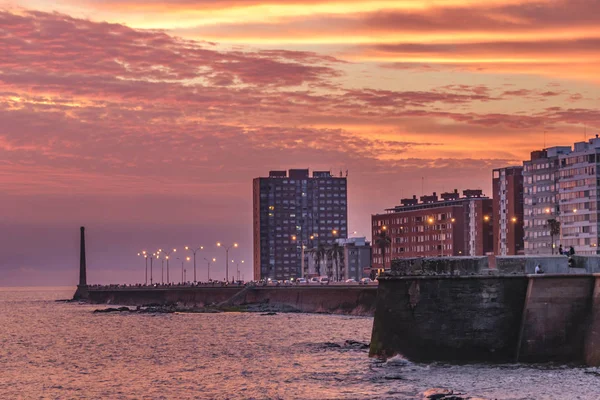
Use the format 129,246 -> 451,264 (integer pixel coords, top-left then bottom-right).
79,226 -> 87,286
73,226 -> 89,300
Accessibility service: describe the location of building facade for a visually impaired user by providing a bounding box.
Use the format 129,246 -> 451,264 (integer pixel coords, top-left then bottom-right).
523,147 -> 571,254
492,166 -> 524,255
305,237 -> 371,281
253,169 -> 348,281
558,137 -> 600,255
370,189 -> 493,269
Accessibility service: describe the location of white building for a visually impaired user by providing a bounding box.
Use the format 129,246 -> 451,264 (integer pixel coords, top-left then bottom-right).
523,146 -> 571,254
558,137 -> 600,255
306,237 -> 371,281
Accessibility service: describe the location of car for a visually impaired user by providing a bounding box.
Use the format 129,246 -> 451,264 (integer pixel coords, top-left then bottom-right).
309,277 -> 320,284
296,278 -> 308,284
345,278 -> 357,283
360,278 -> 372,285
319,276 -> 329,284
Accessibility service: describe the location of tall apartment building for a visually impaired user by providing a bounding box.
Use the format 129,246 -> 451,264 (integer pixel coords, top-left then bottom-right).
306,237 -> 371,281
523,146 -> 571,254
558,137 -> 600,254
253,169 -> 348,280
492,166 -> 524,255
371,189 -> 493,269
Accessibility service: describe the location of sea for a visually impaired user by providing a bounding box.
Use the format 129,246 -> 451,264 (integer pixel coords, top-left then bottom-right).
1,287 -> 599,400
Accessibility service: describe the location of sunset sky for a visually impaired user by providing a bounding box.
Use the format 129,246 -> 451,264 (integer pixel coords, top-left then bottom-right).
1,0 -> 599,285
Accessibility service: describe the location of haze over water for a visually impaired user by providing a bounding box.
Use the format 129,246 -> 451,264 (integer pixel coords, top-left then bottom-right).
1,287 -> 598,399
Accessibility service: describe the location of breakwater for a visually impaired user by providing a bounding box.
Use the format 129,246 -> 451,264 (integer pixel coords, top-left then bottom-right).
86,285 -> 378,316
370,257 -> 600,366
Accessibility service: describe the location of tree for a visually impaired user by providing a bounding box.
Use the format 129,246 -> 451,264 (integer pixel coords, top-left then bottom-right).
311,244 -> 327,276
375,228 -> 392,269
327,242 -> 345,282
547,218 -> 561,254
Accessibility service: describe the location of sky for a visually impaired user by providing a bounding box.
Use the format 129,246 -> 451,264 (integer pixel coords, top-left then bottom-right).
1,0 -> 599,286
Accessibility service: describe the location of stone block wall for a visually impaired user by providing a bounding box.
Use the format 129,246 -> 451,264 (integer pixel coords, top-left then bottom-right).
391,257 -> 488,276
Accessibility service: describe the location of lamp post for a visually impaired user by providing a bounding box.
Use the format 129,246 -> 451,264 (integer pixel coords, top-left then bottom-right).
236,260 -> 244,281
185,245 -> 204,283
204,257 -> 216,281
292,234 -> 315,278
217,242 -> 238,282
177,256 -> 190,284
147,252 -> 156,285
137,251 -> 148,285
158,248 -> 177,284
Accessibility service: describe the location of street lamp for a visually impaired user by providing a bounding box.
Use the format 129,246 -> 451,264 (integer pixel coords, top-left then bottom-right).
177,256 -> 190,284
217,242 -> 238,282
236,260 -> 244,281
145,252 -> 156,285
185,245 -> 204,283
291,235 -> 315,278
137,251 -> 148,285
204,257 -> 216,281
158,248 -> 176,284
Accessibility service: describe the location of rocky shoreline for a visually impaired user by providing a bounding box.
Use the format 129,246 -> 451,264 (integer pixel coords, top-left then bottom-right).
92,302 -> 305,315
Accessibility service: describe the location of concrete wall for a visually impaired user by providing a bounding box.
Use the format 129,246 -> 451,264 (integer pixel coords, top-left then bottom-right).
371,272 -> 600,366
585,276 -> 600,366
517,276 -> 594,363
86,286 -> 378,316
232,286 -> 377,315
370,275 -> 529,362
391,257 -> 488,275
87,287 -> 244,307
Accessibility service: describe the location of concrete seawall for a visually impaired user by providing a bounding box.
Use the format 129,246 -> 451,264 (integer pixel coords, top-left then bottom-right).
87,285 -> 378,316
370,272 -> 600,366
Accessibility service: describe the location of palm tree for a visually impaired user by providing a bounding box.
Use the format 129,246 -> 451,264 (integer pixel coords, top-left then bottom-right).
375,228 -> 392,269
547,218 -> 561,254
311,244 -> 327,276
327,242 -> 345,282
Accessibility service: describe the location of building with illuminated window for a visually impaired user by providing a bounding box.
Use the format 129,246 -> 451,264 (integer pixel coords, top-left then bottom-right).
492,166 -> 524,255
558,137 -> 600,254
523,146 -> 571,254
371,189 -> 493,269
252,169 -> 348,280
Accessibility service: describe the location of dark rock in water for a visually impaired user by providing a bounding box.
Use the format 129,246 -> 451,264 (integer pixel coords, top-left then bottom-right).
322,342 -> 342,348
344,340 -> 370,349
422,388 -> 453,399
260,312 -> 277,316
94,307 -> 122,313
117,306 -> 131,312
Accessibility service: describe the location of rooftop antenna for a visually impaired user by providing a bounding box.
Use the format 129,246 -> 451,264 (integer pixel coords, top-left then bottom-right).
543,130 -> 546,149
421,177 -> 424,196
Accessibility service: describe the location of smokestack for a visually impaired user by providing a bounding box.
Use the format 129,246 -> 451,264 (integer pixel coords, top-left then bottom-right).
73,226 -> 89,301
79,226 -> 87,287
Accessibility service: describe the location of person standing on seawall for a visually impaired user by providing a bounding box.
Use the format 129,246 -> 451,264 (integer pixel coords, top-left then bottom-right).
558,245 -> 564,255
569,246 -> 575,256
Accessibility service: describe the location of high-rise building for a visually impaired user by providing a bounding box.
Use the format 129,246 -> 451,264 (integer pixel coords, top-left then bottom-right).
558,137 -> 600,254
523,146 -> 571,254
306,237 -> 371,281
371,189 -> 493,269
492,166 -> 524,255
253,169 -> 348,281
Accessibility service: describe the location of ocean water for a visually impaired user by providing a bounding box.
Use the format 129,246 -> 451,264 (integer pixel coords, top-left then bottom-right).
1,287 -> 599,400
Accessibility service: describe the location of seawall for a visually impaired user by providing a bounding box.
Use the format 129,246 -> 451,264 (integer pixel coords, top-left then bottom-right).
86,285 -> 378,316
370,259 -> 600,365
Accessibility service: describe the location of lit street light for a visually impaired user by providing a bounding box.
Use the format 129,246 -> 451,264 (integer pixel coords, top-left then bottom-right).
158,248 -> 176,284
204,257 -> 216,281
177,256 -> 190,284
217,242 -> 238,282
137,251 -> 148,285
185,245 -> 204,283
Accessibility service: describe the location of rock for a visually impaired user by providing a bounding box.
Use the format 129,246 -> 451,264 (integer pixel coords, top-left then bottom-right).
260,312 -> 277,316
422,388 -> 453,399
117,306 -> 131,312
344,340 -> 370,349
